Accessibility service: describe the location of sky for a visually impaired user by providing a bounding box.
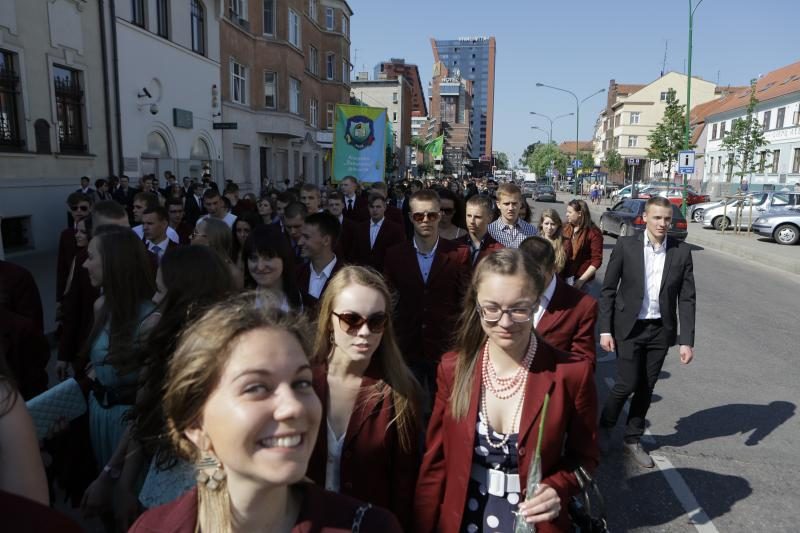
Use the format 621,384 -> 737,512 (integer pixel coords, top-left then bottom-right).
349,0 -> 800,166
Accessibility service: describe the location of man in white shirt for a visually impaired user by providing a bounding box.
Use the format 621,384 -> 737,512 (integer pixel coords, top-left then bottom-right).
488,183 -> 538,248
132,192 -> 180,243
196,189 -> 237,228
142,206 -> 175,264
297,212 -> 341,305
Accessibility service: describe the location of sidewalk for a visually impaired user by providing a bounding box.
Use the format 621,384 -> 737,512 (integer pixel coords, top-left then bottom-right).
553,192 -> 800,277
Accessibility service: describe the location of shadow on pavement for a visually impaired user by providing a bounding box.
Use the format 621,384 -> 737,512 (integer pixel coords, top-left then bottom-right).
686,243 -> 705,251
653,401 -> 796,448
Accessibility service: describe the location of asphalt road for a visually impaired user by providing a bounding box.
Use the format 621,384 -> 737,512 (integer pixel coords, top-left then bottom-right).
588,229 -> 800,532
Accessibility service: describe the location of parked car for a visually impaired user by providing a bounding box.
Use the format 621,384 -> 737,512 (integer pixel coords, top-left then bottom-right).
702,192 -> 799,230
533,184 -> 556,202
643,187 -> 710,207
611,183 -> 647,203
522,181 -> 537,198
752,212 -> 800,245
689,199 -> 726,223
599,199 -> 689,241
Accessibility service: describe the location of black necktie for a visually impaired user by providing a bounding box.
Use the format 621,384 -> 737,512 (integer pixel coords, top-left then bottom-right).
348,199 -> 353,211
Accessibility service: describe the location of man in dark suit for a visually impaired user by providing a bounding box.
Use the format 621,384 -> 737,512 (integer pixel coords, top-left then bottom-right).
520,236 -> 598,364
142,206 -> 180,264
368,182 -> 404,225
325,192 -> 357,262
166,198 -> 193,245
598,196 -> 696,468
383,189 -> 470,402
350,193 -> 406,271
296,212 -> 343,312
401,179 -> 422,238
458,194 -> 503,267
283,201 -> 308,262
183,182 -> 206,226
75,176 -> 95,197
340,175 -> 368,222
113,175 -> 138,222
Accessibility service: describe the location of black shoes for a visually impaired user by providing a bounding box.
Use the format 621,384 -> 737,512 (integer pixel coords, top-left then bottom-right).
623,440 -> 655,468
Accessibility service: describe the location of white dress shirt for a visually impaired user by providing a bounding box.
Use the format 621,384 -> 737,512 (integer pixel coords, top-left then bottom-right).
638,232 -> 667,319
309,256 -> 337,299
413,237 -> 439,284
533,274 -> 558,327
369,218 -> 384,249
325,420 -> 345,492
133,224 -> 180,243
147,237 -> 170,263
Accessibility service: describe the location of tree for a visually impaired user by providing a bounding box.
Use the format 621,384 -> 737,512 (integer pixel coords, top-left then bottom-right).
648,89 -> 690,177
721,79 -> 769,182
519,142 -> 542,167
604,149 -> 624,178
527,143 -> 570,179
494,152 -> 509,170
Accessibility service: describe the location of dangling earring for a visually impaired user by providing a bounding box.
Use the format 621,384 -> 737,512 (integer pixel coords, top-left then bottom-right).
196,454 -> 226,491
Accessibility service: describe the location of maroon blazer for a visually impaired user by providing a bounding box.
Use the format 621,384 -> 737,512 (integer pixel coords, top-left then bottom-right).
0,260 -> 44,333
536,278 -> 598,366
0,308 -> 49,399
129,483 -> 403,533
383,239 -> 470,363
563,225 -> 603,282
172,221 -> 193,245
57,249 -> 99,365
414,340 -> 598,533
384,205 -> 404,226
349,219 -> 406,272
56,228 -> 77,302
307,361 -> 420,531
455,233 -> 504,267
335,216 -> 359,263
0,489 -> 83,533
296,258 -> 346,313
343,195 -> 369,222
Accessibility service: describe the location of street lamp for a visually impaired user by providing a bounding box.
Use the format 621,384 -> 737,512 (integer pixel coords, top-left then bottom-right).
536,83 -> 605,195
531,126 -> 550,144
530,111 -> 574,145
682,0 -> 705,216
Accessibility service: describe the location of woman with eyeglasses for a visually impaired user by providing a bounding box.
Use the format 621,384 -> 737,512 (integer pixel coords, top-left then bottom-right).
414,248 -> 598,533
307,266 -> 422,531
437,189 -> 467,240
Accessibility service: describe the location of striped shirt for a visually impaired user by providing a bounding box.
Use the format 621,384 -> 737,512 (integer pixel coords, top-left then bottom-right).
488,218 -> 538,248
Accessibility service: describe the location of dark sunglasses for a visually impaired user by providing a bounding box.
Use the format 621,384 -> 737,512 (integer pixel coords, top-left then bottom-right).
70,205 -> 90,212
411,211 -> 441,223
332,312 -> 388,334
440,208 -> 455,216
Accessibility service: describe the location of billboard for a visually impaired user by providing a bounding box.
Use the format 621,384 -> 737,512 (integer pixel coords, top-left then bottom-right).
331,104 -> 387,183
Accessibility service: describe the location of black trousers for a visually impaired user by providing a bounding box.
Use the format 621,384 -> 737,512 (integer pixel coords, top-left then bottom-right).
600,319 -> 670,441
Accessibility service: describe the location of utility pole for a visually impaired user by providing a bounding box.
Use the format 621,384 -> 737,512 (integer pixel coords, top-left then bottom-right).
683,0 -> 705,216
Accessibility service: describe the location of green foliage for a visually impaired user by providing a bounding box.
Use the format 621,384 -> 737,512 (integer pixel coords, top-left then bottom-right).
647,89 -> 691,175
721,79 -> 769,178
519,142 -> 542,167
604,149 -> 624,176
410,136 -> 428,150
494,152 -> 510,170
577,152 -> 595,171
526,143 -> 570,178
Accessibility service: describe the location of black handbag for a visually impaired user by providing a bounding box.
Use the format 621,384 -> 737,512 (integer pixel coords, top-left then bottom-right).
569,466 -> 609,533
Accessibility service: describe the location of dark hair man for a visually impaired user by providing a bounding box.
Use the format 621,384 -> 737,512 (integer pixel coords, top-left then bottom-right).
142,206 -> 176,263
283,201 -> 308,260
198,188 -> 237,228
598,196 -> 696,468
458,195 -> 503,266
184,182 -> 206,226
340,176 -> 367,222
325,191 -> 356,261
91,200 -> 129,229
350,192 -> 406,271
297,212 -> 342,307
166,198 -> 192,244
132,192 -> 179,243
488,182 -> 538,248
76,176 -> 94,196
300,184 -> 322,214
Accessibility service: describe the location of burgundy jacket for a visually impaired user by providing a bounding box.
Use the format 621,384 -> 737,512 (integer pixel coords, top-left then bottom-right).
384,204 -> 404,226
57,248 -> 99,365
414,340 -> 598,533
0,260 -> 44,333
307,361 -> 420,531
563,225 -> 603,282
383,239 -> 471,363
0,308 -> 49,399
296,258 -> 346,314
455,233 -> 504,267
129,484 -> 402,533
335,216 -> 359,263
0,489 -> 82,533
349,219 -> 406,272
536,278 -> 598,366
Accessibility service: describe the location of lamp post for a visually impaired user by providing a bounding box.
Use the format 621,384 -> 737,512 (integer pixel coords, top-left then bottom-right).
683,0 -> 705,216
531,126 -> 550,144
530,111 -> 574,145
536,83 -> 605,195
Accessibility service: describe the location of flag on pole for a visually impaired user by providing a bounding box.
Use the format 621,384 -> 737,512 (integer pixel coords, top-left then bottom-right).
425,135 -> 444,159
331,104 -> 387,183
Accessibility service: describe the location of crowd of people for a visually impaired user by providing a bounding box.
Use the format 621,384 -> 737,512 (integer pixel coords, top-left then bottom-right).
0,170 -> 695,532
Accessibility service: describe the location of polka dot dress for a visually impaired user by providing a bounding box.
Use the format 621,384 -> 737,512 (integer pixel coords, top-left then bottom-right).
461,414 -> 520,533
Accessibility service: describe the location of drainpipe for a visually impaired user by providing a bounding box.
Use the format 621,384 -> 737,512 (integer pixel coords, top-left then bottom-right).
109,0 -> 125,176
98,0 -> 114,176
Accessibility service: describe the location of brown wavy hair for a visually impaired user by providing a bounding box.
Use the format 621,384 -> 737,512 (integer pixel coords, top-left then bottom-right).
311,266 -> 421,452
450,248 -> 544,419
538,208 -> 568,273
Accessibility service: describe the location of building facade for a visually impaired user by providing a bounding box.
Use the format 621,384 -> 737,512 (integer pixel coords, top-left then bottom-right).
220,0 -> 353,190
429,61 -> 472,177
431,36 -> 495,160
374,58 -> 427,117
0,0 -> 112,258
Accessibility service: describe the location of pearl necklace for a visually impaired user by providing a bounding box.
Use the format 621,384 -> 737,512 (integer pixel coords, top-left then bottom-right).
480,337 -> 538,449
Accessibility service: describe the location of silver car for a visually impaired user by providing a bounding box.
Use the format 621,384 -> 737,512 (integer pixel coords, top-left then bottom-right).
689,199 -> 726,223
702,192 -> 799,230
752,212 -> 800,245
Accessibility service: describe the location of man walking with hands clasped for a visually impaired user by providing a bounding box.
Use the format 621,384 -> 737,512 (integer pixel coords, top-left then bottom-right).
598,196 -> 696,468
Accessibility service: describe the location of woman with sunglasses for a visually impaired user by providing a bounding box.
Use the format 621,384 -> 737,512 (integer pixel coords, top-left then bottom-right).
414,248 -> 598,533
437,189 -> 467,240
307,266 -> 422,531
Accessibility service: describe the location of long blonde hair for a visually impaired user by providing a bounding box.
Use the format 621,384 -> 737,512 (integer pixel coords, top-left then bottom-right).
538,208 -> 567,273
163,292 -> 312,533
312,266 -> 421,452
450,249 -> 544,419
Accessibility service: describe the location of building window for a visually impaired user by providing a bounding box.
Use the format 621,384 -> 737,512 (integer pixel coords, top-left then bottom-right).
53,65 -> 85,153
392,92 -> 398,104
263,0 -> 274,34
308,46 -> 319,76
628,135 -> 638,147
614,114 -> 621,127
290,78 -> 300,114
719,121 -> 726,137
342,15 -> 348,37
228,0 -> 246,21
712,123 -> 717,139
759,151 -> 767,173
308,0 -> 317,20
776,107 -> 785,129
629,112 -> 640,125
0,50 -> 23,150
613,136 -> 619,148
310,98 -> 318,127
392,111 -> 397,122
660,90 -> 672,102
325,7 -> 334,30
231,60 -> 247,104
771,149 -> 780,173
762,110 -> 771,130
288,9 -> 301,48
156,0 -> 169,38
326,53 -> 335,80
132,0 -> 145,27
342,60 -> 349,84
264,71 -> 276,108
326,103 -> 334,129
793,148 -> 800,174
191,0 -> 205,55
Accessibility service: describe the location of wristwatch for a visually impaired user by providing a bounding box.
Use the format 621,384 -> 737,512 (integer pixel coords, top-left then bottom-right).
103,464 -> 121,480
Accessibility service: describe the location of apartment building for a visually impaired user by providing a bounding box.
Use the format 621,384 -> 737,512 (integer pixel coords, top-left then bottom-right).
374,58 -> 427,117
429,61 -> 472,176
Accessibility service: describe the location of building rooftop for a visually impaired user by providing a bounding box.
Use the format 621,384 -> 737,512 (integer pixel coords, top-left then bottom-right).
704,59 -> 800,118
559,141 -> 594,155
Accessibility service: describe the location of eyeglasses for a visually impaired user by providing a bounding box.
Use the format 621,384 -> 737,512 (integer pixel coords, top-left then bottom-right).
440,208 -> 455,216
411,211 -> 441,223
70,205 -> 90,212
476,303 -> 536,324
332,312 -> 388,334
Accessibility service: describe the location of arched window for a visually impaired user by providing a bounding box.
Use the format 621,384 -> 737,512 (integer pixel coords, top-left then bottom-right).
190,137 -> 210,160
191,0 -> 205,55
146,131 -> 170,157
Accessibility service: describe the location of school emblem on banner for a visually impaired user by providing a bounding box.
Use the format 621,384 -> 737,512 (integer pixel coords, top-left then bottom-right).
344,116 -> 375,150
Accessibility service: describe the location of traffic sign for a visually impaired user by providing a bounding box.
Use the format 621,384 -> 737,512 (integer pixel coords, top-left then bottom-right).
566,167 -> 574,177
213,122 -> 238,130
678,150 -> 696,174
627,158 -> 640,165
575,160 -> 583,168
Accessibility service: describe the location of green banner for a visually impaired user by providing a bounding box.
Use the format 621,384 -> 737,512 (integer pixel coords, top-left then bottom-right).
425,135 -> 444,159
332,104 -> 387,183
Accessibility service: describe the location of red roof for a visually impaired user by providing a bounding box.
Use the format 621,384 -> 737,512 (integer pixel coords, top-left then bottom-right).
704,59 -> 800,118
559,141 -> 594,154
